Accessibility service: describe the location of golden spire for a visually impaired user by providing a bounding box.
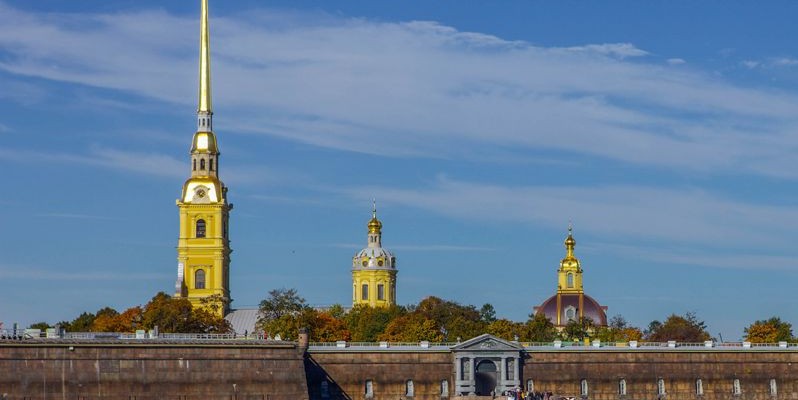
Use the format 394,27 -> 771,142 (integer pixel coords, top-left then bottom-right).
564,222 -> 576,259
197,0 -> 213,132
368,199 -> 382,234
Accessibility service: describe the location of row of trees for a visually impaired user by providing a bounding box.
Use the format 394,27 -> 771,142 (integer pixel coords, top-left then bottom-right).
24,288 -> 794,344
256,288 -> 795,344
29,292 -> 231,334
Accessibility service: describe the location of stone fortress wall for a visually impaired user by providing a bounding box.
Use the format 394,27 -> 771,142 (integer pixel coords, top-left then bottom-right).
0,339 -> 308,400
3,337 -> 798,400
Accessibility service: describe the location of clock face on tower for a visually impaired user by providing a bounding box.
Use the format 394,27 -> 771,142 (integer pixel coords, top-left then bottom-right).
192,185 -> 211,203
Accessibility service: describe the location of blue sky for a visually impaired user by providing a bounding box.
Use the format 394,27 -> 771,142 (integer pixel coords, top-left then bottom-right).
2,0 -> 798,341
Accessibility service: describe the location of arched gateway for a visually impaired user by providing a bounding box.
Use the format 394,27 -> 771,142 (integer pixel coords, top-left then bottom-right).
452,334 -> 523,396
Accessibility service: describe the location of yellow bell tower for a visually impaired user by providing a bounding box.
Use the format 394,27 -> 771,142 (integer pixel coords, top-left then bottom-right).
174,0 -> 232,317
557,224 -> 583,294
352,202 -> 397,308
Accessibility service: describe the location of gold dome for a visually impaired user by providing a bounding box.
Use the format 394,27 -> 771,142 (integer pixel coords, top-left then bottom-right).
368,216 -> 382,234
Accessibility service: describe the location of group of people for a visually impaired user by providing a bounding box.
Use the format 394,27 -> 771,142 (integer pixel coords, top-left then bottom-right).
501,389 -> 561,400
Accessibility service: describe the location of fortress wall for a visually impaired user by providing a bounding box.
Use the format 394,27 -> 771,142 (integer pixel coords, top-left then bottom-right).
306,351 -> 453,400
0,340 -> 308,400
523,349 -> 798,400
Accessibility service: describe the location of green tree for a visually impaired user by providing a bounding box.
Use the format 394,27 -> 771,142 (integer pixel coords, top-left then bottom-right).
596,315 -> 642,342
28,322 -> 51,330
345,304 -> 405,341
486,319 -> 524,341
258,288 -> 307,321
561,317 -> 595,341
415,296 -> 486,341
479,303 -> 498,324
744,317 -> 793,343
525,312 -> 557,342
645,312 -> 710,342
379,313 -> 443,342
69,312 -> 97,332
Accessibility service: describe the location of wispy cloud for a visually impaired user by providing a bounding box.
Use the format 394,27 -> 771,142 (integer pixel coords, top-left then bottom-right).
329,242 -> 494,252
0,146 -> 185,178
34,212 -> 119,220
340,176 -> 798,252
0,264 -> 168,281
666,58 -> 686,65
1,3 -> 798,178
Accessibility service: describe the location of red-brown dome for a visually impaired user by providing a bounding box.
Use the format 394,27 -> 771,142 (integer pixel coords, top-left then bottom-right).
535,293 -> 608,326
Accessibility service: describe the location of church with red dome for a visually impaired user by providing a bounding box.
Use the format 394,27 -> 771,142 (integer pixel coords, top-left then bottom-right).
533,227 -> 608,328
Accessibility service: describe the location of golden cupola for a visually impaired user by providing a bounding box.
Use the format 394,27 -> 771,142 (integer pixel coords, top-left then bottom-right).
352,201 -> 397,307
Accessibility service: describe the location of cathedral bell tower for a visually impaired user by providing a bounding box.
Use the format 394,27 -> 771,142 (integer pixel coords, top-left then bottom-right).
351,202 -> 397,308
175,0 -> 232,317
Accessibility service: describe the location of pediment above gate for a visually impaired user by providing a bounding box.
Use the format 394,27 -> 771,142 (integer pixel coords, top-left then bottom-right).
451,334 -> 523,352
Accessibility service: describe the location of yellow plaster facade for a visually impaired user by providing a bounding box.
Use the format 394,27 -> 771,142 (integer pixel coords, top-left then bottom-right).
174,0 -> 231,318
352,206 -> 397,308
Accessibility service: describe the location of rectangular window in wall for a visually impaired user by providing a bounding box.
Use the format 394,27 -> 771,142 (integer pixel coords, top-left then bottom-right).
365,380 -> 373,397
657,379 -> 666,396
619,379 -> 627,395
733,379 -> 741,396
696,379 -> 704,396
580,379 -> 588,396
526,380 -> 534,393
770,378 -> 778,396
377,284 -> 385,300
361,284 -> 369,300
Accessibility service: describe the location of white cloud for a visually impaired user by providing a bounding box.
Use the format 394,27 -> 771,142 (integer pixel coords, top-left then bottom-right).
742,60 -> 760,69
341,176 -> 798,253
566,43 -> 649,58
1,3 -> 798,178
772,57 -> 798,67
666,58 -> 686,65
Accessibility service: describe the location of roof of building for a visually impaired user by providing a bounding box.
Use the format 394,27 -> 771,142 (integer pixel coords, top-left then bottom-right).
225,308 -> 259,336
536,293 -> 608,326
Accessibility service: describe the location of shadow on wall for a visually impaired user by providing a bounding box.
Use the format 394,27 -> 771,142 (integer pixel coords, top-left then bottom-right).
305,355 -> 353,400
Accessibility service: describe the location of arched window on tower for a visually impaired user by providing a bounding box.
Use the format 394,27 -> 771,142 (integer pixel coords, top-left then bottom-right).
565,306 -> 576,322
193,159 -> 197,171
196,219 -> 206,238
377,284 -> 385,301
195,269 -> 205,289
209,159 -> 214,171
567,273 -> 574,288
200,159 -> 206,170
361,284 -> 369,300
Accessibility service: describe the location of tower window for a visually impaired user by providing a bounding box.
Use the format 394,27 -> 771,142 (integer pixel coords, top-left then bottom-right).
195,269 -> 205,289
361,284 -> 369,300
209,159 -> 214,171
200,159 -> 206,170
193,159 -> 197,171
567,272 -> 574,288
377,284 -> 385,300
565,306 -> 576,322
196,219 -> 206,238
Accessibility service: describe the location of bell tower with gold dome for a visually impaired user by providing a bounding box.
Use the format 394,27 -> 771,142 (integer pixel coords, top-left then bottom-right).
174,0 -> 232,317
557,224 -> 583,294
352,202 -> 397,308
533,225 -> 608,327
